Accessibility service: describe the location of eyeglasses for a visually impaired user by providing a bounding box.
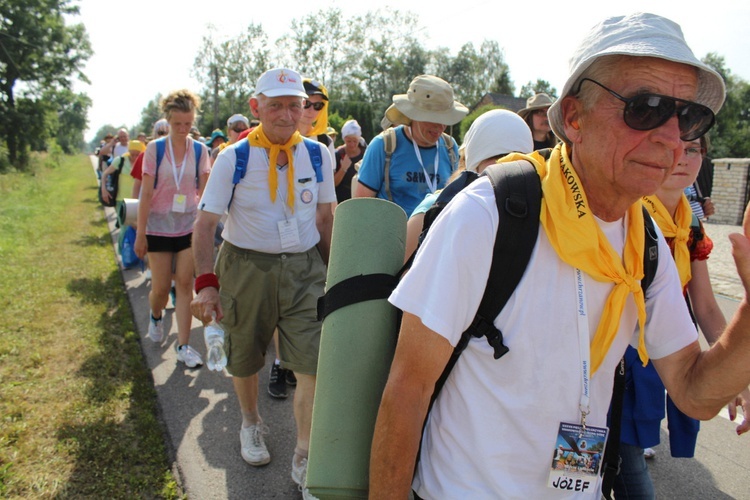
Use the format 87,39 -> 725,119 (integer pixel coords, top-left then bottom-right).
576,78 -> 715,141
231,126 -> 248,133
156,130 -> 168,136
304,101 -> 325,111
684,146 -> 706,158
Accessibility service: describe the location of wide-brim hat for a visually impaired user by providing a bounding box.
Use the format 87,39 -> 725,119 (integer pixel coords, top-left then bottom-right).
548,12 -> 726,144
386,75 -> 468,126
517,93 -> 555,120
207,129 -> 228,147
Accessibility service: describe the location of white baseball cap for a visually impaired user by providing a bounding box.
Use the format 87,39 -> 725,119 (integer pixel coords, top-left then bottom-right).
254,68 -> 308,98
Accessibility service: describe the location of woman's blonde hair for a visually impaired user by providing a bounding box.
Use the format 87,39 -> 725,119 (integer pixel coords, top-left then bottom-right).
160,89 -> 202,121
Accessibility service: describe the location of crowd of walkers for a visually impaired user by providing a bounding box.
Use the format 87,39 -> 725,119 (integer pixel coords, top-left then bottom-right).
94,12 -> 750,499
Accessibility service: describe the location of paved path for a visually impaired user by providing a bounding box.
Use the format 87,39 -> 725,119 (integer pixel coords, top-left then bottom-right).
93,157 -> 750,499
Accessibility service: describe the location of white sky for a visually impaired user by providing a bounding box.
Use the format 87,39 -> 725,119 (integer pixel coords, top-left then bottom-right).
73,0 -> 750,142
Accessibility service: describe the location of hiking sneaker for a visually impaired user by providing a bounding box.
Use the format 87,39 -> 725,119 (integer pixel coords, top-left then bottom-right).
176,344 -> 203,368
240,424 -> 271,466
268,363 -> 288,399
643,447 -> 656,459
148,312 -> 164,343
292,455 -> 308,487
286,370 -> 297,387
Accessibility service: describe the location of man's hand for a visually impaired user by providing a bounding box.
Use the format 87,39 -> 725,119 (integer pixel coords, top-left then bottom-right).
727,388 -> 750,435
191,287 -> 222,324
729,201 -> 750,293
702,197 -> 715,218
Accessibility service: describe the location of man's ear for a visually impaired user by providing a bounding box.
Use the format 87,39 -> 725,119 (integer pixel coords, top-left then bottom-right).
249,97 -> 260,119
561,96 -> 584,144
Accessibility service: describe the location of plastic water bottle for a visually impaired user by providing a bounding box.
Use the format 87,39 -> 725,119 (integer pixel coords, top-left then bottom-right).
204,316 -> 227,372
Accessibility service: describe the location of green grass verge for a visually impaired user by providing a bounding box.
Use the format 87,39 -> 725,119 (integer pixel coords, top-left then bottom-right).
0,154 -> 182,499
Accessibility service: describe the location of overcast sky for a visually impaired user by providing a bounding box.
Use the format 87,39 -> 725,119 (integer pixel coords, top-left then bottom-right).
72,0 -> 750,142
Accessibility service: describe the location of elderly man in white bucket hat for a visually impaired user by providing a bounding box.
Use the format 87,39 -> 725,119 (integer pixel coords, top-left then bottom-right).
354,75 -> 467,216
371,12 -> 750,499
191,68 -> 335,496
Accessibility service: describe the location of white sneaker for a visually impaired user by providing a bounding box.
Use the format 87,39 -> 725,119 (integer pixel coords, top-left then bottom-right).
176,345 -> 203,368
240,424 -> 271,466
292,456 -> 319,500
148,312 -> 164,343
144,269 -> 152,280
643,447 -> 656,459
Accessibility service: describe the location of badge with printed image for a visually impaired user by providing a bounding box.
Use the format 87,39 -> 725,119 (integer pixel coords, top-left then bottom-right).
172,194 -> 187,213
300,189 -> 313,204
547,422 -> 608,494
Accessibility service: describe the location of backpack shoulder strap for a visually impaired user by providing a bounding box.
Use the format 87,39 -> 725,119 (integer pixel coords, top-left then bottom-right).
441,132 -> 458,170
302,137 -> 324,182
193,140 -> 202,189
228,139 -> 250,210
641,206 -> 659,296
117,156 -> 126,172
383,128 -> 397,201
154,137 -> 167,188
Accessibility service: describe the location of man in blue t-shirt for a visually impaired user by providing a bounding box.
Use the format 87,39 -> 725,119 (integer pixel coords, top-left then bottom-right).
354,75 -> 466,216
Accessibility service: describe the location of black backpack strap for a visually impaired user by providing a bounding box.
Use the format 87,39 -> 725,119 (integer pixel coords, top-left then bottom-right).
601,206 -> 659,499
316,273 -> 400,322
430,160 -> 541,403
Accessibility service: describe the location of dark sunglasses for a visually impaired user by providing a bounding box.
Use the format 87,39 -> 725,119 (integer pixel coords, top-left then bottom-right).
231,125 -> 248,133
156,130 -> 168,136
576,78 -> 715,141
304,101 -> 325,111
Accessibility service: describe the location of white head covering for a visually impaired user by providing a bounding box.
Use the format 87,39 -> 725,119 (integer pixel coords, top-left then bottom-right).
341,119 -> 362,138
463,110 -> 533,172
548,12 -> 726,144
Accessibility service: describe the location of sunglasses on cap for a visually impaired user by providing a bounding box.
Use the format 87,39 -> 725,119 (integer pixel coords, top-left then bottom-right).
576,78 -> 715,141
304,101 -> 325,111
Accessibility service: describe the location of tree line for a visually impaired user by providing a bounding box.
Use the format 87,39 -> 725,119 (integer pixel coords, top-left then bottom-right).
1,2 -> 748,172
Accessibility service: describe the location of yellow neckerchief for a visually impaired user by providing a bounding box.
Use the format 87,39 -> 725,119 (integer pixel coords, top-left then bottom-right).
246,124 -> 303,212
642,195 -> 692,288
501,144 -> 648,374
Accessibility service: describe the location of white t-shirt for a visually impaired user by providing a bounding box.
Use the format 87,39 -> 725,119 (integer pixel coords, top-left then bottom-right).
389,177 -> 697,499
199,140 -> 336,253
113,143 -> 128,158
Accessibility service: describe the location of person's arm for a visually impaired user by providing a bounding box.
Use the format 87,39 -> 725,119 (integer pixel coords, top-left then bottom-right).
98,138 -> 117,158
333,153 -> 352,187
100,164 -> 116,203
190,210 -> 222,323
404,213 -> 425,265
369,312 -> 453,498
653,203 -> 750,419
315,202 -> 333,264
701,197 -> 715,218
354,182 -> 377,198
135,173 -> 153,259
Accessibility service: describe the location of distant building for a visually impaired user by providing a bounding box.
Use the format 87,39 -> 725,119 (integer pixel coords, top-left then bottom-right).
471,93 -> 528,114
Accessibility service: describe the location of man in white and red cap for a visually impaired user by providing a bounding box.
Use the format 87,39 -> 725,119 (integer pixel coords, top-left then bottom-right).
354,75 -> 467,216
371,13 -> 750,499
191,68 -> 335,496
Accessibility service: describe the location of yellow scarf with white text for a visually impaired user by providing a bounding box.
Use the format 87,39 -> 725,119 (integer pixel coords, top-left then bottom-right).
502,144 -> 648,374
247,124 -> 303,212
642,195 -> 692,289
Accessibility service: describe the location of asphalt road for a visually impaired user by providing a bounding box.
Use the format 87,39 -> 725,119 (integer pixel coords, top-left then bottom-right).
93,156 -> 750,499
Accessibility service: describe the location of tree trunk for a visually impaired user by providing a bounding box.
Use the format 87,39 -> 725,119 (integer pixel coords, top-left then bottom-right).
212,66 -> 219,130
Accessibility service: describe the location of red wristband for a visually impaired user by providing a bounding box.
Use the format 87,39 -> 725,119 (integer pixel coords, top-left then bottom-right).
195,273 -> 220,294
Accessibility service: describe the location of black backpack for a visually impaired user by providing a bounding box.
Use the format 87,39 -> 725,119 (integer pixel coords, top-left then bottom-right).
99,156 -> 126,207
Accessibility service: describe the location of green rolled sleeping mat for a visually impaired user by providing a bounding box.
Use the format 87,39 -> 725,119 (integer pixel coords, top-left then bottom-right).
307,198 -> 407,499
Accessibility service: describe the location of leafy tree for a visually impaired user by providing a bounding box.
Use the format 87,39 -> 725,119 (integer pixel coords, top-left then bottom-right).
519,80 -> 558,99
0,0 -> 91,166
701,53 -> 750,158
88,124 -> 118,152
43,88 -> 91,153
135,94 -> 164,138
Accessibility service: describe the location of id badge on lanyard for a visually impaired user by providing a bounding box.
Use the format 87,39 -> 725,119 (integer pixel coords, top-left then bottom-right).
168,137 -> 189,213
547,269 -> 608,494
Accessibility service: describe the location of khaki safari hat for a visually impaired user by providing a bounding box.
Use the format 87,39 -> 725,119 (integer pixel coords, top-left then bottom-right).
517,93 -> 555,120
385,75 -> 468,126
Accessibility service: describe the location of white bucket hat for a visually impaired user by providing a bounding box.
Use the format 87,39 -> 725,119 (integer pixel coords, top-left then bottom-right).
341,119 -> 362,138
463,110 -> 534,172
548,12 -> 726,144
385,75 -> 469,126
254,68 -> 308,98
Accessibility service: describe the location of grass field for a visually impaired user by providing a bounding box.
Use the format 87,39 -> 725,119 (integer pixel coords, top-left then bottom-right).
0,154 -> 181,498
